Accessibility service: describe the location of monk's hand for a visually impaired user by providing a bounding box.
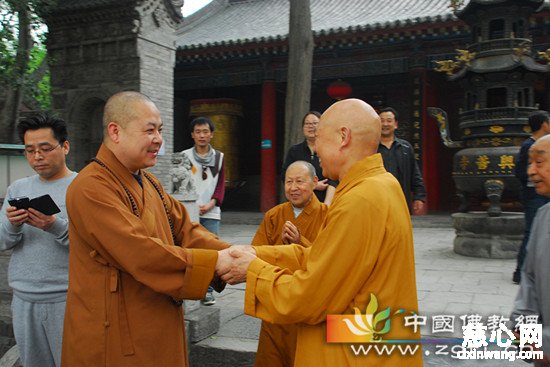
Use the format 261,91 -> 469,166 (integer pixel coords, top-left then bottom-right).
26,208 -> 56,230
412,200 -> 425,216
314,179 -> 329,191
281,221 -> 300,244
220,247 -> 256,285
215,248 -> 233,277
6,206 -> 29,227
238,245 -> 257,256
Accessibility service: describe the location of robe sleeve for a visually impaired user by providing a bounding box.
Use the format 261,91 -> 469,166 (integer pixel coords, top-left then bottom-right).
251,215 -> 273,247
511,235 -> 540,322
68,175 -> 224,300
510,209 -> 547,352
245,193 -> 385,325
0,186 -> 23,251
254,244 -> 309,272
299,235 -> 312,248
165,193 -> 229,251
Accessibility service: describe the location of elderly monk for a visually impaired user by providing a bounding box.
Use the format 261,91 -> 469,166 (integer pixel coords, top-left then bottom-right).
62,91 -> 230,367
253,160 -> 328,367
219,99 -> 423,366
511,134 -> 550,365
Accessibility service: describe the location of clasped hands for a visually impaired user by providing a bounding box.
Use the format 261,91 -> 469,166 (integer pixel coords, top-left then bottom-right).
215,245 -> 257,285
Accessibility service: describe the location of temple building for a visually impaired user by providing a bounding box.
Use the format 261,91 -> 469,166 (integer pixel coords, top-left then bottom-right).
174,0 -> 550,211
41,0 -> 550,211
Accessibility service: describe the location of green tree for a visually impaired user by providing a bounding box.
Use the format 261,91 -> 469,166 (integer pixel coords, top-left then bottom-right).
0,0 -> 52,143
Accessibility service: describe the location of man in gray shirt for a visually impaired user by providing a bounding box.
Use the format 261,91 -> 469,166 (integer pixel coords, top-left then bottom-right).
0,113 -> 76,367
511,134 -> 550,366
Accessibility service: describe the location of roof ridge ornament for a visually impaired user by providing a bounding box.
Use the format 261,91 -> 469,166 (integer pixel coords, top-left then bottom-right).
538,49 -> 550,65
449,0 -> 465,14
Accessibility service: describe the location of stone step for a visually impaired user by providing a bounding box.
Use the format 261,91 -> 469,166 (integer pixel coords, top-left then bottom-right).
189,336 -> 257,367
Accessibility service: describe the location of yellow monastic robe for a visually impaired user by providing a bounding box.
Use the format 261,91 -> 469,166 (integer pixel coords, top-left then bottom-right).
251,196 -> 328,367
62,144 -> 229,367
245,154 -> 423,366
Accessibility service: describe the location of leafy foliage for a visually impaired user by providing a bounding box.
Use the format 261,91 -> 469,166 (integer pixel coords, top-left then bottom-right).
0,0 -> 52,109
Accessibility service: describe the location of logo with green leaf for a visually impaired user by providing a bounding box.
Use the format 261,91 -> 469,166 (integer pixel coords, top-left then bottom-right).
342,293 -> 406,342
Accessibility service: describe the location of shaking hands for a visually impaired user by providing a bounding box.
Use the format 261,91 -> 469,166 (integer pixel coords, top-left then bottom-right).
215,246 -> 257,285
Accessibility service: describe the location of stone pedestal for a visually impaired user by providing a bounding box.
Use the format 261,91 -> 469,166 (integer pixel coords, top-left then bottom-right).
452,212 -> 524,259
173,195 -> 199,222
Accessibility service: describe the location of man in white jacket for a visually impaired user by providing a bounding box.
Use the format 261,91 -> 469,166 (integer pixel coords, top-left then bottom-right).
183,116 -> 225,305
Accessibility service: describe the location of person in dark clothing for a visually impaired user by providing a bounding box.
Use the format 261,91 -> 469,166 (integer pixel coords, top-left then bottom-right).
282,111 -> 338,205
377,107 -> 427,214
512,110 -> 550,284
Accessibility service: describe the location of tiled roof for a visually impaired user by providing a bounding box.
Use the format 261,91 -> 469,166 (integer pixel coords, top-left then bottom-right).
176,0 -> 458,48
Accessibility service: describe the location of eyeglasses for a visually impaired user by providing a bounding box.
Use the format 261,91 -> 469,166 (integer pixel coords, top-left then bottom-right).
303,122 -> 318,127
202,165 -> 208,180
24,143 -> 61,157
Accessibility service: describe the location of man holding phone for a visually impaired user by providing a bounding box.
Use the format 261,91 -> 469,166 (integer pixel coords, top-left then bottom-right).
0,112 -> 76,367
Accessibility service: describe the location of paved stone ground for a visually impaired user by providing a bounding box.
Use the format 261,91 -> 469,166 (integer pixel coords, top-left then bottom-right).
0,213 -> 532,366
194,213 -> 529,366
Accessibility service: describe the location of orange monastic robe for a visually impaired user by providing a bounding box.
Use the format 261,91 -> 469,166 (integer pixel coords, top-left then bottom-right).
245,154 -> 423,366
251,196 -> 328,367
62,144 -> 229,367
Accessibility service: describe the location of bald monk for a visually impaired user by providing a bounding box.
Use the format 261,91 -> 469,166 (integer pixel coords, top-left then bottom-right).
62,91 -> 230,366
219,99 -> 423,366
253,160 -> 328,367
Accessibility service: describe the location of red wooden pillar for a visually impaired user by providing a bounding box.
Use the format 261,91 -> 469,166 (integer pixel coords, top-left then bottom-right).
260,80 -> 277,212
421,70 -> 441,210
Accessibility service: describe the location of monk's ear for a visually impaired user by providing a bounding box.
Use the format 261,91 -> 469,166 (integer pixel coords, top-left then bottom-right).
340,126 -> 352,149
107,122 -> 121,143
312,175 -> 319,187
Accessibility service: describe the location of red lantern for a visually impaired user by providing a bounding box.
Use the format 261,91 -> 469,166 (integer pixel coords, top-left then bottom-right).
326,79 -> 352,100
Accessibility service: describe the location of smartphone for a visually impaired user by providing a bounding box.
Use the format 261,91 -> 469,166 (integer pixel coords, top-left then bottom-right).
7,195 -> 60,215
8,197 -> 30,210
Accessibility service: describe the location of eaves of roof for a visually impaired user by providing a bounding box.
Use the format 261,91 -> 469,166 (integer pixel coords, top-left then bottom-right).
450,54 -> 550,80
177,0 -> 458,50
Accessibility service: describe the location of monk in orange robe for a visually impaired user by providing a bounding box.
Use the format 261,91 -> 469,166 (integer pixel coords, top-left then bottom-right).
219,99 -> 423,366
252,160 -> 328,366
62,91 -> 230,367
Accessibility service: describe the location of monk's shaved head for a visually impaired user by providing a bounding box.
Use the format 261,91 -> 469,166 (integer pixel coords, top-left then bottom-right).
103,91 -> 156,136
532,134 -> 550,154
284,160 -> 318,208
286,161 -> 317,181
528,134 -> 550,197
322,98 -> 381,152
316,99 -> 381,180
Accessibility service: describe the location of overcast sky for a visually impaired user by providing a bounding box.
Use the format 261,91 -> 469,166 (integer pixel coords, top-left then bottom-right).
181,0 -> 213,16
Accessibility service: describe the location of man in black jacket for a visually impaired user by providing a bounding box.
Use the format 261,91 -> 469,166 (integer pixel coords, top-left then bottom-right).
377,107 -> 427,215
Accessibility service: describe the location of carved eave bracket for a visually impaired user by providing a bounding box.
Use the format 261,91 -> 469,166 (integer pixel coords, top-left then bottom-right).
138,0 -> 184,29
434,49 -> 476,77
427,107 -> 464,149
538,49 -> 550,66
